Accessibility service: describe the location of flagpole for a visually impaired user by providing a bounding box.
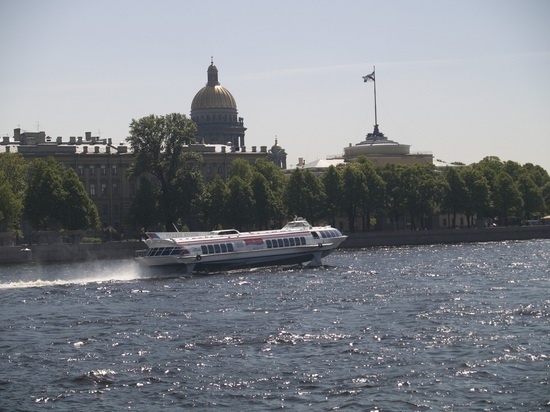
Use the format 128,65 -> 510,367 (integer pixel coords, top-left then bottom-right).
372,66 -> 378,135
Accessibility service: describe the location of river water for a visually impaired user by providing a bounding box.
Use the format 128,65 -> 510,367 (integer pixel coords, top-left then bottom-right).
1,240 -> 548,411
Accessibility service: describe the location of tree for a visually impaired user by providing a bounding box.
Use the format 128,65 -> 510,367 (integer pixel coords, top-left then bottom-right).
251,172 -> 282,229
356,158 -> 386,230
25,157 -> 99,231
285,168 -> 324,224
0,171 -> 23,232
442,167 -> 468,228
201,175 -> 229,229
173,163 -> 205,227
461,167 -> 491,227
517,172 -> 544,219
230,158 -> 254,182
127,176 -> 159,230
493,171 -> 523,225
25,158 -> 67,230
401,164 -> 442,230
0,152 -> 27,199
341,164 -> 367,232
321,165 -> 342,227
252,158 -> 286,227
0,153 -> 28,232
226,176 -> 255,231
61,167 -> 100,230
127,113 -> 199,229
380,164 -> 407,230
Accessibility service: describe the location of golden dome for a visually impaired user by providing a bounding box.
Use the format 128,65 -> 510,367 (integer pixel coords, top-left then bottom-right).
191,85 -> 237,110
191,62 -> 237,111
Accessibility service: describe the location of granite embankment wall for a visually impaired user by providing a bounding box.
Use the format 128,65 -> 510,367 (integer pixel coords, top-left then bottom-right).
0,226 -> 549,265
0,241 -> 144,265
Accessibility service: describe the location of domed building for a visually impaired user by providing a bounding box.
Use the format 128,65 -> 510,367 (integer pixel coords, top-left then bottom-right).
268,137 -> 287,169
190,61 -> 246,149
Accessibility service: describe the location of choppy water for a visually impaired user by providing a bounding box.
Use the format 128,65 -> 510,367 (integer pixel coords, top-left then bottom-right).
1,240 -> 549,411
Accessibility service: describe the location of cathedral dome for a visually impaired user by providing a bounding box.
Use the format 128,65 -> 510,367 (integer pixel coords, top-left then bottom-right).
191,63 -> 237,111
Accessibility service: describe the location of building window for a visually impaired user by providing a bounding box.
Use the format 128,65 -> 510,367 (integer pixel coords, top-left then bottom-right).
112,165 -> 117,175
77,165 -> 83,175
112,183 -> 118,196
90,184 -> 96,196
101,165 -> 106,175
101,183 -> 107,196
90,166 -> 95,175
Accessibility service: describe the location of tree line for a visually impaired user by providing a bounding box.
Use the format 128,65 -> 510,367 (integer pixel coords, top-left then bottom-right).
0,154 -> 100,235
1,113 -> 549,238
126,114 -> 550,233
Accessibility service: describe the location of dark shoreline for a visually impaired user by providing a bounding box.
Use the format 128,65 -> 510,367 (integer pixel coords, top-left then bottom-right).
1,225 -> 549,266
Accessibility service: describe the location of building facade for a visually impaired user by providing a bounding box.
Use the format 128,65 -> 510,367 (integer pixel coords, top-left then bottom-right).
1,129 -> 272,234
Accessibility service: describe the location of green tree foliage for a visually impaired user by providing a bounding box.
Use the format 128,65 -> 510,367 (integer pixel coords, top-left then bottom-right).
401,164 -> 443,230
226,176 -> 255,231
173,163 -> 205,223
461,167 -> 491,227
341,164 -> 367,232
252,158 -> 286,227
61,167 -> 100,230
230,158 -> 254,182
201,175 -> 229,229
126,113 -> 202,229
285,168 -> 324,224
25,157 -> 99,230
126,176 -> 159,230
380,164 -> 407,230
251,173 -> 281,229
442,167 -> 468,228
321,165 -> 342,227
356,158 -> 386,230
25,158 -> 67,229
493,171 -> 524,225
0,171 -> 23,232
517,172 -> 545,219
0,153 -> 27,231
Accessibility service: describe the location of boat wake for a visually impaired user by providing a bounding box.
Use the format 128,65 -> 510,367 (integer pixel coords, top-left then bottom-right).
0,260 -> 145,289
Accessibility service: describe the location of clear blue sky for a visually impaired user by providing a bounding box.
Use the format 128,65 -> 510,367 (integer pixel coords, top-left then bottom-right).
1,0 -> 549,172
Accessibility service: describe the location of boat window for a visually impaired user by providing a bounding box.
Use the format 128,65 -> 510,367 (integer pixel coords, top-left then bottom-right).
283,238 -> 289,247
153,248 -> 163,256
277,239 -> 284,247
300,237 -> 306,245
289,238 -> 295,246
214,244 -> 221,253
173,248 -> 183,255
207,244 -> 214,254
320,231 -> 327,238
161,247 -> 173,255
312,231 -> 319,239
266,239 -> 272,248
227,243 -> 234,252
221,244 -> 227,253
201,245 -> 208,254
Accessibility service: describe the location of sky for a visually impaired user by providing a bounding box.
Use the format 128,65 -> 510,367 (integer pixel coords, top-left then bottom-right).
1,0 -> 549,172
